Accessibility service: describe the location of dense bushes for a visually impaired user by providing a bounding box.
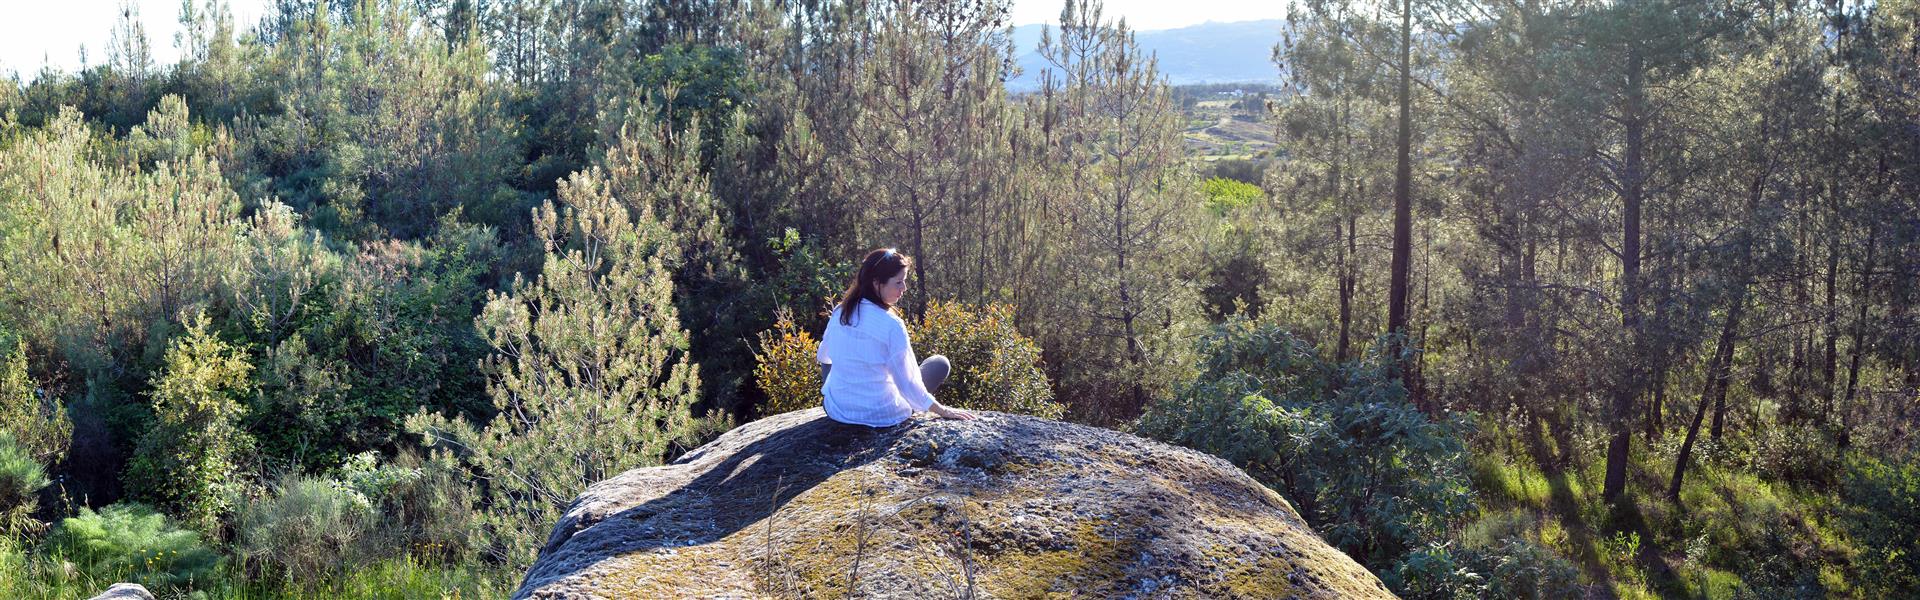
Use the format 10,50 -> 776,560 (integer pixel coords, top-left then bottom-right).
908,301 -> 1062,418
46,503 -> 222,591
407,165 -> 714,570
1448,510 -> 1581,599
1136,318 -> 1473,581
753,311 -> 824,416
366,452 -> 478,563
124,315 -> 256,536
1840,453 -> 1920,596
754,300 -> 1063,419
1388,536 -> 1581,600
1751,422 -> 1845,487
0,339 -> 70,468
1201,176 -> 1264,214
235,474 -> 372,580
233,450 -> 477,581
0,434 -> 49,538
230,205 -> 501,471
0,337 -> 64,540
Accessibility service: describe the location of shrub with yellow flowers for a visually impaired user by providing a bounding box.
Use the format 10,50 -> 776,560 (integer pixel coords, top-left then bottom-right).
752,301 -> 1061,419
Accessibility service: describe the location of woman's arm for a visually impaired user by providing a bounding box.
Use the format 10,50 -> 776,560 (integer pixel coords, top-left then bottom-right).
885,343 -> 937,411
886,321 -> 975,420
816,314 -> 834,368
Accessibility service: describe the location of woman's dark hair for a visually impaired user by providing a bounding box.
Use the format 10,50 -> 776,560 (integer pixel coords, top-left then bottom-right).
838,248 -> 912,326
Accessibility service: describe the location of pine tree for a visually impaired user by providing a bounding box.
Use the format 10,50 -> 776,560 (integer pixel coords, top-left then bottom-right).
1274,0 -> 1400,364
408,164 -> 712,569
845,0 -> 1019,315
1035,0 -> 1203,422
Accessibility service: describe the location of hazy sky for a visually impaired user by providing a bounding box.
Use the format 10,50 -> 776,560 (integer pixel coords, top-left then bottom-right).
1,0 -> 1287,79
0,0 -> 274,78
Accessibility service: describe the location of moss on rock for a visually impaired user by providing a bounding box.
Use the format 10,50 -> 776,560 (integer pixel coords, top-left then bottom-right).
515,408 -> 1395,599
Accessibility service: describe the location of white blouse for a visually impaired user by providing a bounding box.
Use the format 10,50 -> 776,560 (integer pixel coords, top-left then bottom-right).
816,299 -> 938,427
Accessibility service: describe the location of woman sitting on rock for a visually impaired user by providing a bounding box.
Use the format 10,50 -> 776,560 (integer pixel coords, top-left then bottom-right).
817,248 -> 977,426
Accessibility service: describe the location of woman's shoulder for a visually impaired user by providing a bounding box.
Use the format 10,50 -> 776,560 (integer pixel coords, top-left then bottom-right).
856,300 -> 907,330
828,300 -> 901,329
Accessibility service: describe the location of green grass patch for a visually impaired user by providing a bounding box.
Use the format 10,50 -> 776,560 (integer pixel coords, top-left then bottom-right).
1470,453 -> 1554,510
0,537 -> 514,600
1678,566 -> 1742,599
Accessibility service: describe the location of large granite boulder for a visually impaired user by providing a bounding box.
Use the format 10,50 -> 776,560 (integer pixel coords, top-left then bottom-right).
516,408 -> 1395,599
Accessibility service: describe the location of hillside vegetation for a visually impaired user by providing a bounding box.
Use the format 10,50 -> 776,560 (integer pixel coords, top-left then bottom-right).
0,0 -> 1916,598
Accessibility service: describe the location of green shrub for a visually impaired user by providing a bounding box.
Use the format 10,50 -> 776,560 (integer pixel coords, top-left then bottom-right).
1463,536 -> 1582,599
1390,510 -> 1579,600
1752,424 -> 1842,487
0,433 -> 49,538
1386,544 -> 1482,600
756,229 -> 853,334
756,301 -> 1064,420
373,451 -> 479,564
908,301 -> 1062,419
319,450 -> 479,564
0,339 -> 71,468
1840,453 -> 1920,597
753,311 -> 823,416
124,315 -> 258,536
1135,319 -> 1473,577
333,451 -> 422,509
46,503 -> 222,591
235,474 -> 374,581
1201,176 -> 1264,213
1199,211 -> 1270,322
233,208 -> 500,473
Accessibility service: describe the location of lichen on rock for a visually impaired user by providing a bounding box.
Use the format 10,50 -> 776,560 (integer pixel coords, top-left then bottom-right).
515,408 -> 1395,599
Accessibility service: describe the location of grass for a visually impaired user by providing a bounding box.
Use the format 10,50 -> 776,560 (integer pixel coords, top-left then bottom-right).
1459,418 -> 1874,600
1469,452 -> 1555,511
0,537 -> 516,600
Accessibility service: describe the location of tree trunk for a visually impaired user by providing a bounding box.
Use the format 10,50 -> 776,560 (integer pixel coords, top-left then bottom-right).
1603,38 -> 1646,505
1823,230 -> 1841,420
1822,87 -> 1846,421
1842,224 -> 1877,447
1711,116 -> 1776,444
1386,0 -> 1416,391
1337,215 -> 1356,363
1647,366 -> 1666,442
1670,296 -> 1744,502
910,194 -> 929,321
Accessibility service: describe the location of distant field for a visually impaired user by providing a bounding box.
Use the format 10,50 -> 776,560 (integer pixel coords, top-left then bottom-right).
1182,101 -> 1276,158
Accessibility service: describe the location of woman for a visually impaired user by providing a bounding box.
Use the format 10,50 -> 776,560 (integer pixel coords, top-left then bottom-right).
816,248 -> 977,426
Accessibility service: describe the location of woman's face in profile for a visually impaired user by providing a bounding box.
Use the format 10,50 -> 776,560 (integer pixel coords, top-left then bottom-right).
873,271 -> 907,306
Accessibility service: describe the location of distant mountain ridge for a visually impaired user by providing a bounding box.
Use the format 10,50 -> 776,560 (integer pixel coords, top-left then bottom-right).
1007,19 -> 1286,92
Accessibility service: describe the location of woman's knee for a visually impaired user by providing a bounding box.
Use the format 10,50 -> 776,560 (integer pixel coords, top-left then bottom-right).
921,355 -> 950,391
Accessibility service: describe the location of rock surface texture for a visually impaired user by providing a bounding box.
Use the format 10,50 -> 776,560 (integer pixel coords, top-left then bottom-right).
516,408 -> 1395,599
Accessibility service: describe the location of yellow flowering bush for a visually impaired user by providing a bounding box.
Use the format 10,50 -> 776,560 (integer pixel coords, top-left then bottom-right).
909,301 -> 1062,419
753,301 -> 1062,419
753,311 -> 824,416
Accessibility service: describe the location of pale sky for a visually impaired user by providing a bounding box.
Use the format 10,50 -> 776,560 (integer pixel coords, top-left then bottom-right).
0,0 -> 1287,80
0,0 -> 270,78
1009,0 -> 1285,31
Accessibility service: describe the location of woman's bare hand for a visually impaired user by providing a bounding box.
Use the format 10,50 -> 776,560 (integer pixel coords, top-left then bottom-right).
931,403 -> 977,421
